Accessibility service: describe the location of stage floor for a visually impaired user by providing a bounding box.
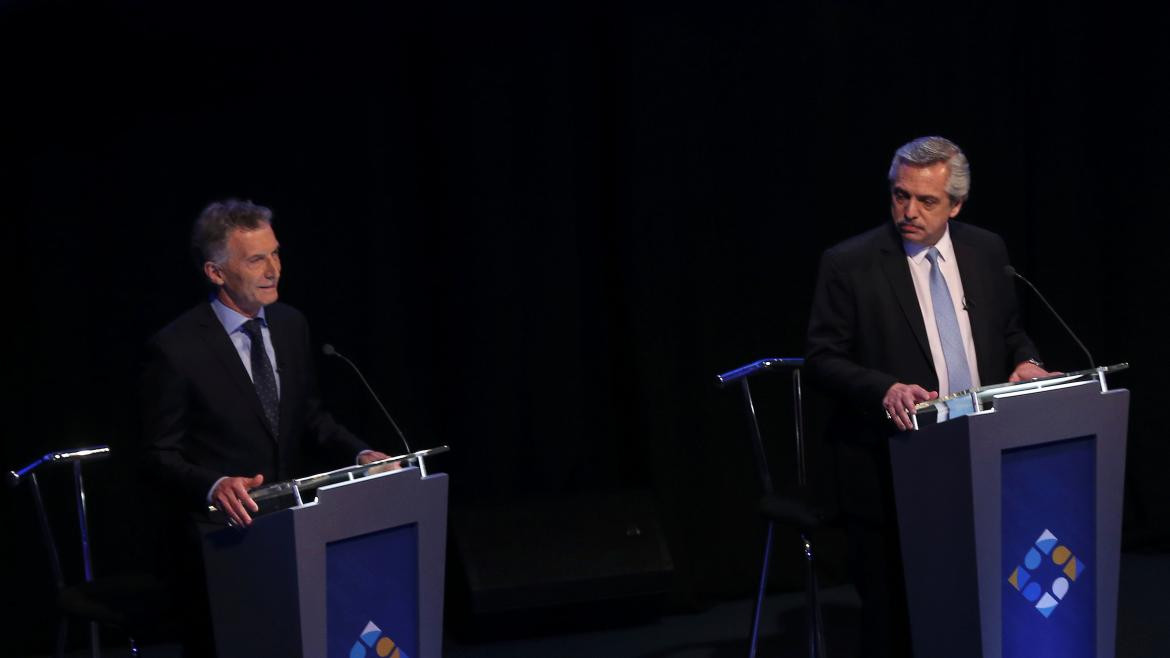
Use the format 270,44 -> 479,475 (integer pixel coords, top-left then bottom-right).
22,551 -> 1169,658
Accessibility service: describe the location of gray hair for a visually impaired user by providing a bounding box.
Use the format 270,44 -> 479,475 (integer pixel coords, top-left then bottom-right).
190,199 -> 273,272
887,136 -> 971,203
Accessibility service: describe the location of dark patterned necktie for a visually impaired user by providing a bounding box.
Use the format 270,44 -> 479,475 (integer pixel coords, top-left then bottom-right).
242,319 -> 280,436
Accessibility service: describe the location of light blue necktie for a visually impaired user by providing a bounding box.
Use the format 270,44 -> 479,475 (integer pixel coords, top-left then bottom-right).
925,248 -> 972,411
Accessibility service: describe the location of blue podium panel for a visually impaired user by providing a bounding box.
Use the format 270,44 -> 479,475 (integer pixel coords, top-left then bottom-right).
1002,436 -> 1095,657
890,383 -> 1128,658
328,524 -> 420,658
202,467 -> 449,658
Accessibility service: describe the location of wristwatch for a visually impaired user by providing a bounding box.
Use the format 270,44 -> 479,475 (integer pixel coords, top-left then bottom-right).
1026,358 -> 1044,368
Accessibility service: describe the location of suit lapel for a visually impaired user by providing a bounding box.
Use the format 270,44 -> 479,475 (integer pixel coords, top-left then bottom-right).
878,225 -> 934,368
195,304 -> 278,441
265,305 -> 292,441
950,223 -> 993,381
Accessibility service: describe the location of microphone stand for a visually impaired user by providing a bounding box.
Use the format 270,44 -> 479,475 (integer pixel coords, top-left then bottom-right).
321,344 -> 429,474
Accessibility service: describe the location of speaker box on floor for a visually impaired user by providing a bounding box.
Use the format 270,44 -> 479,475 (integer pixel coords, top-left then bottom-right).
448,489 -> 675,636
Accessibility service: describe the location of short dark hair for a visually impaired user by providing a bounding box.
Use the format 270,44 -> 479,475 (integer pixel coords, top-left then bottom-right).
190,199 -> 273,272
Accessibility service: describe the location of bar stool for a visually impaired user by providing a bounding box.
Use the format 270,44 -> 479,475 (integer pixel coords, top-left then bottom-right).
716,358 -> 827,658
8,446 -> 166,657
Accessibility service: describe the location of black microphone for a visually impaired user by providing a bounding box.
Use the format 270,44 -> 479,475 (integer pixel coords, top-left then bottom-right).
322,344 -> 413,454
1004,266 -> 1095,368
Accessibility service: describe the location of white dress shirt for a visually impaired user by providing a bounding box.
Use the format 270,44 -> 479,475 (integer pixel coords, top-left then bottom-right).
903,226 -> 982,396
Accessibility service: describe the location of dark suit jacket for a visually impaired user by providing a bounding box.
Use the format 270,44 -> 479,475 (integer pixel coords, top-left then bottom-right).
805,221 -> 1039,521
141,301 -> 368,512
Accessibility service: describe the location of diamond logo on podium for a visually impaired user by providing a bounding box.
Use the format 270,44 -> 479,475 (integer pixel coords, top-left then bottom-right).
1007,529 -> 1087,618
350,620 -> 410,658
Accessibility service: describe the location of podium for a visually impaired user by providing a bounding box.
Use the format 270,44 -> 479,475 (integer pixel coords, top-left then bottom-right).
200,452 -> 449,658
890,370 -> 1129,658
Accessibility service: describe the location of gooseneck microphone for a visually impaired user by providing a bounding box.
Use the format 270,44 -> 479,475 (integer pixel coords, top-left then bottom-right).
1004,266 -> 1095,369
322,344 -> 413,454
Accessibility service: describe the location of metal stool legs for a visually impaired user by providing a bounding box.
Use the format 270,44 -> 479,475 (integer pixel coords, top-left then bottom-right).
717,360 -> 827,658
748,521 -> 826,658
749,520 -> 776,658
802,532 -> 827,658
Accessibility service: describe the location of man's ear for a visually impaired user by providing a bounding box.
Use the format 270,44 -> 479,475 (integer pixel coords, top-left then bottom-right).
948,199 -> 964,218
203,261 -> 225,286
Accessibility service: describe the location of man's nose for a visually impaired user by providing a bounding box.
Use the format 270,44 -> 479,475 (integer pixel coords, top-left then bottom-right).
902,198 -> 918,220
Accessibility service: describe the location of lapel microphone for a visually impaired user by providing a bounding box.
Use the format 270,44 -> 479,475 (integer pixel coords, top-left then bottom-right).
1004,266 -> 1095,369
322,344 -> 413,454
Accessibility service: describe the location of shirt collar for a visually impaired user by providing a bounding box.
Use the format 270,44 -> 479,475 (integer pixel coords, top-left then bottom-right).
903,224 -> 955,264
209,296 -> 268,335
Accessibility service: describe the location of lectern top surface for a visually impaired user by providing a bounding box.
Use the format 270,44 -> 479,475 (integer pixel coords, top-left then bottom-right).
206,445 -> 449,524
913,363 -> 1129,416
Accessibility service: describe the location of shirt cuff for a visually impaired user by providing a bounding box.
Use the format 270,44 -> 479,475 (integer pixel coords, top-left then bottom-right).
206,476 -> 228,505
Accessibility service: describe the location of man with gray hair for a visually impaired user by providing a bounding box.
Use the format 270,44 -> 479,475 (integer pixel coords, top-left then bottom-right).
145,199 -> 392,524
141,199 -> 393,655
804,137 -> 1048,655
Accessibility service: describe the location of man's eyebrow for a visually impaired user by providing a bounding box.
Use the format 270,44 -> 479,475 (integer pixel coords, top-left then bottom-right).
246,247 -> 280,258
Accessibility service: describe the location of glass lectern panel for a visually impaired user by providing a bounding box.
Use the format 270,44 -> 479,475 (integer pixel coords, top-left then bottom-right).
207,445 -> 449,524
913,363 -> 1128,419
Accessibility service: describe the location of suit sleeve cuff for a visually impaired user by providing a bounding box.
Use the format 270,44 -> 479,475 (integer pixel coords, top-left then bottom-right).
206,476 -> 228,505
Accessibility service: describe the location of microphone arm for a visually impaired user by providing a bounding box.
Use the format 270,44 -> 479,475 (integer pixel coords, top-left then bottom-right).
1004,266 -> 1095,369
322,344 -> 413,454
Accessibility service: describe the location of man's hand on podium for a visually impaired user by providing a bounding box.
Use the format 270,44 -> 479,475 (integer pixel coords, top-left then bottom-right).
359,450 -> 406,475
883,383 -> 939,432
1009,360 -> 1055,382
212,474 -> 264,527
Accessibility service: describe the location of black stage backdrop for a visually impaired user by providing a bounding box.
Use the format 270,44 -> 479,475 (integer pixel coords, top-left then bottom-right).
1,0 -> 1165,651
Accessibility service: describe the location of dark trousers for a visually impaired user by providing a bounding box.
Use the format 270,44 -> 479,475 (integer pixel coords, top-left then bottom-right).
846,517 -> 913,658
148,515 -> 218,658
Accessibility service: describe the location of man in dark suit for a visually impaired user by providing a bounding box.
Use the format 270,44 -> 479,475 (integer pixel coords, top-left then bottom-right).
141,199 -> 391,654
805,136 -> 1049,656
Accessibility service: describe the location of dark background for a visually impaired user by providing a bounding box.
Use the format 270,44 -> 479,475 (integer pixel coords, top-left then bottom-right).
2,0 -> 1165,651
